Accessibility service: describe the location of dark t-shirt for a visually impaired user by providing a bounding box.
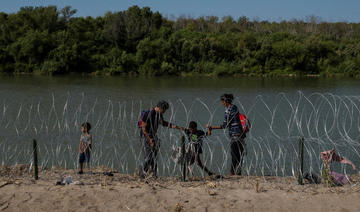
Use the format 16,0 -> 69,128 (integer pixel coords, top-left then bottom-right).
141,109 -> 164,137
184,129 -> 206,153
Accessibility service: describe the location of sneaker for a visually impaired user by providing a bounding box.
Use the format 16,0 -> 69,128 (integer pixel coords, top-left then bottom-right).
103,172 -> 114,176
56,181 -> 65,185
140,173 -> 146,179
136,167 -> 146,179
152,173 -> 158,179
78,171 -> 84,175
215,175 -> 223,179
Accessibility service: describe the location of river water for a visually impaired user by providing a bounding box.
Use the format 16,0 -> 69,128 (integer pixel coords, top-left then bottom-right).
0,76 -> 359,177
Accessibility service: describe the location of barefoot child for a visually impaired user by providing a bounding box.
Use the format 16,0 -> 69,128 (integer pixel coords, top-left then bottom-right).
175,121 -> 214,176
78,122 -> 92,174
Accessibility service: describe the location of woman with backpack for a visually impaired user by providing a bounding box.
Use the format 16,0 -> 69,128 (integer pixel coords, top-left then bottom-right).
206,94 -> 248,176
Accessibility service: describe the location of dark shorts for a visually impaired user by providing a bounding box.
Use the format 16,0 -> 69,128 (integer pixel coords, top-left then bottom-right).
79,152 -> 90,163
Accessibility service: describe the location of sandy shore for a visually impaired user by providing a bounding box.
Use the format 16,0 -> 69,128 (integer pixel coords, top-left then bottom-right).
1,165 -> 360,212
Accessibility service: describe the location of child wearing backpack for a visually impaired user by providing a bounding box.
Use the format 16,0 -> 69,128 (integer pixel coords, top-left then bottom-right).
175,121 -> 214,176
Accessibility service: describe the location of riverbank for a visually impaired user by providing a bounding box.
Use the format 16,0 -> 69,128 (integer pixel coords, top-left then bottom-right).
0,71 -> 356,78
1,165 -> 360,212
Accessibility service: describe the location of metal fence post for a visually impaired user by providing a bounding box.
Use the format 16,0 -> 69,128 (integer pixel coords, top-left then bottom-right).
181,135 -> 187,182
33,139 -> 39,180
298,137 -> 304,185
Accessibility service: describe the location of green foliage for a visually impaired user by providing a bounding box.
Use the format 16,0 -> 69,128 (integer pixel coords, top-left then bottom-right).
192,61 -> 216,74
41,60 -> 65,75
1,5 -> 360,77
98,48 -> 137,75
138,58 -> 161,76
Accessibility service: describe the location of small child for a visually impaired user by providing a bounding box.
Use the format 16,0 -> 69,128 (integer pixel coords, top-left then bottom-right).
78,122 -> 92,174
176,121 -> 214,176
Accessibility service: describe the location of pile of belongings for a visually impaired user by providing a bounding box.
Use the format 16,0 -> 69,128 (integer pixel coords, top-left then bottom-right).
320,149 -> 356,186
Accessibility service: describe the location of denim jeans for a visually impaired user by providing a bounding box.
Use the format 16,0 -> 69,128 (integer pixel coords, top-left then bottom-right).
141,136 -> 159,177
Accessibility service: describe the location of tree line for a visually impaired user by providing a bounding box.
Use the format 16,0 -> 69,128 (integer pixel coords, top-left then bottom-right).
1,5 -> 360,77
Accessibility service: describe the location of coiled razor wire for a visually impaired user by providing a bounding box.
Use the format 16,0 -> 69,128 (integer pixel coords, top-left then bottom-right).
0,91 -> 359,179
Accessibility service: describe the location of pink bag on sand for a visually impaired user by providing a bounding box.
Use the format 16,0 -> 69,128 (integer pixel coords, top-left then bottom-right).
321,149 -> 356,185
330,171 -> 350,185
320,149 -> 356,171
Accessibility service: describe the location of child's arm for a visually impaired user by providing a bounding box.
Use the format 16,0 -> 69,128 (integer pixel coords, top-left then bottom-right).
78,141 -> 83,153
206,124 -> 222,130
87,135 -> 92,151
85,142 -> 90,152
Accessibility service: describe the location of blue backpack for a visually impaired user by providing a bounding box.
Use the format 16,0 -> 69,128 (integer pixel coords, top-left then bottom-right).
137,110 -> 149,128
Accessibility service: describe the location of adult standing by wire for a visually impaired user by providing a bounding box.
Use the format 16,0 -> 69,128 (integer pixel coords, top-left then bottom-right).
206,94 -> 246,176
139,100 -> 179,178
